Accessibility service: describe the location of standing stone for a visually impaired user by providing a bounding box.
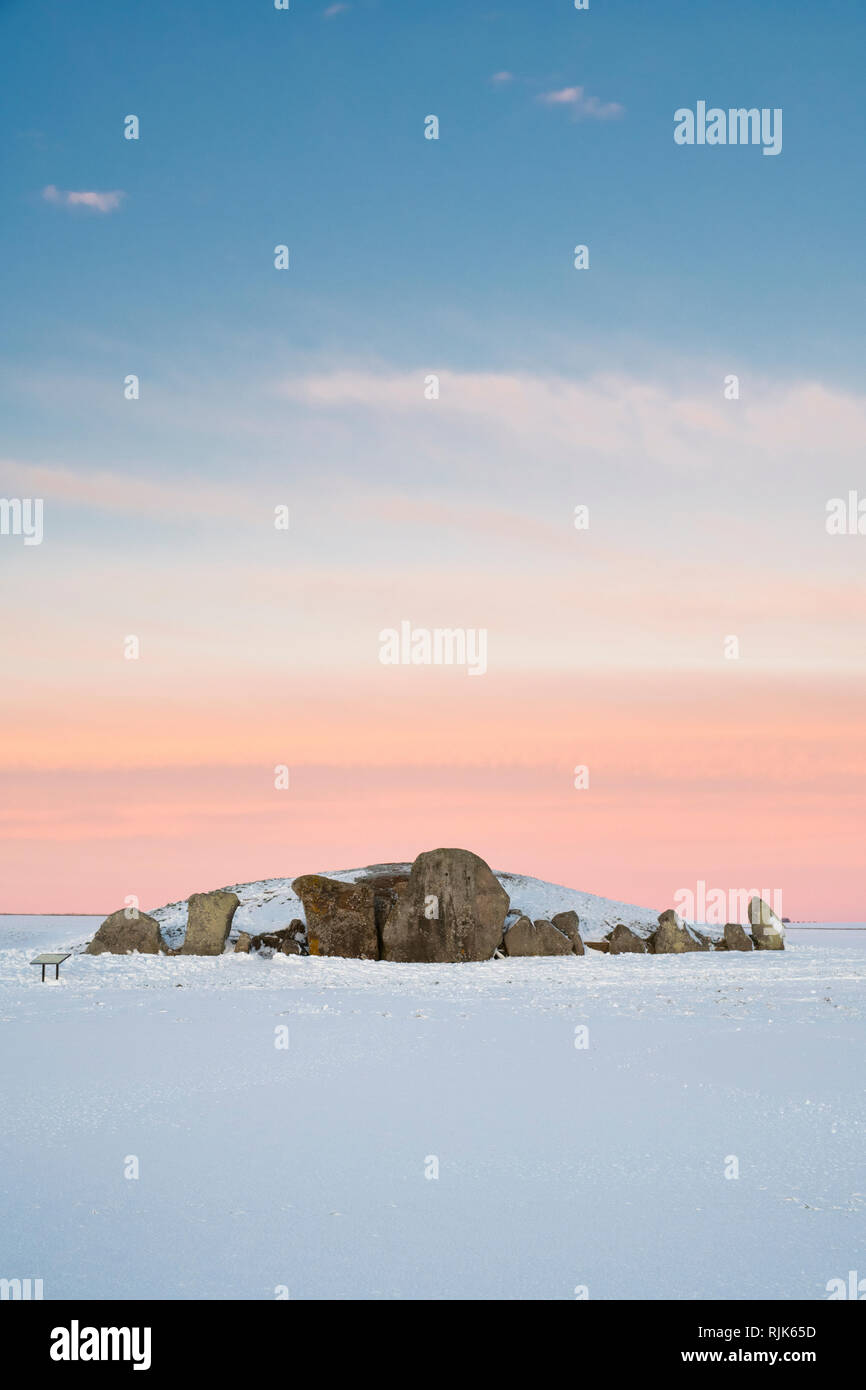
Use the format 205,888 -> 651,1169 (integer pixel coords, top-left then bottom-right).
292,877 -> 378,958
181,890 -> 239,955
504,917 -> 573,956
381,848 -> 509,962
551,910 -> 585,955
607,923 -> 647,954
650,913 -> 709,953
722,922 -> 753,951
748,896 -> 785,950
85,908 -> 163,955
233,932 -> 252,953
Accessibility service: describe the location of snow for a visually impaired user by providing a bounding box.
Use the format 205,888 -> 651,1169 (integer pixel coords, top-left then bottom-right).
1,913 -> 864,1300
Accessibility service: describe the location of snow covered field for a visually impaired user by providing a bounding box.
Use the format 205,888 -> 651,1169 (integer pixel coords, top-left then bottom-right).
2,915 -> 864,1300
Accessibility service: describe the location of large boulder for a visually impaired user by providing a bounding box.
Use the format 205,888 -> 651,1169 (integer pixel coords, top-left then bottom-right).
607,923 -> 647,955
650,910 -> 709,954
181,890 -> 239,955
292,877 -> 377,958
381,847 -> 509,962
551,910 -> 585,956
721,922 -> 753,952
504,916 -> 573,956
749,896 -> 785,950
85,908 -> 164,955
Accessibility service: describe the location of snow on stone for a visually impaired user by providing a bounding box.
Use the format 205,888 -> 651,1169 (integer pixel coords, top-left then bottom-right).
148,864 -> 706,949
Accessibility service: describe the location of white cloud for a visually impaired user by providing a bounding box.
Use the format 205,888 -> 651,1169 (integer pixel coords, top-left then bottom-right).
274,365 -> 866,518
42,185 -> 125,213
538,86 -> 624,119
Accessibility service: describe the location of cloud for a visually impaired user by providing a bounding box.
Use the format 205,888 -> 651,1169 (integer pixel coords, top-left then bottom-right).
0,459 -> 261,521
323,3 -> 350,15
489,71 -> 514,85
42,185 -> 125,213
538,86 -> 624,120
273,366 -> 866,527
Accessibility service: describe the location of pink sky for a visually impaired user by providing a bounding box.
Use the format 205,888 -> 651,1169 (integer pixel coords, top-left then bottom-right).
3,366 -> 865,917
2,670 -> 863,919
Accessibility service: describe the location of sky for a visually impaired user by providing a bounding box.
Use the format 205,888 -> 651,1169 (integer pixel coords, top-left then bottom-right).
1,0 -> 865,917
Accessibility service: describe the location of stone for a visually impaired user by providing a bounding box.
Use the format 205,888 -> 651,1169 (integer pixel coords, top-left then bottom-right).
585,940 -> 610,953
650,918 -> 709,954
292,877 -> 378,958
607,923 -> 647,954
85,908 -> 163,955
503,916 -> 573,956
551,909 -> 585,955
748,896 -> 785,950
251,926 -> 302,955
722,922 -> 753,952
365,871 -> 412,949
181,890 -> 239,955
381,847 -> 509,962
233,932 -> 252,953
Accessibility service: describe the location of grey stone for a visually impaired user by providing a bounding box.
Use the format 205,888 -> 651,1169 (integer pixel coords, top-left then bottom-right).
722,922 -> 753,951
85,908 -> 163,955
181,890 -> 239,955
503,916 -> 573,956
650,919 -> 709,954
381,847 -> 509,962
748,896 -> 785,950
607,923 -> 647,954
551,909 -> 585,955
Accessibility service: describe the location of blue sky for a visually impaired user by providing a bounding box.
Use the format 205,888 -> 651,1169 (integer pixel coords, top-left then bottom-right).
2,0 -> 864,554
1,0 -> 864,420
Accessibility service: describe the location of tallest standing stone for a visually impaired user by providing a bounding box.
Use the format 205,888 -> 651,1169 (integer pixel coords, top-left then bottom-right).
381,847 -> 509,962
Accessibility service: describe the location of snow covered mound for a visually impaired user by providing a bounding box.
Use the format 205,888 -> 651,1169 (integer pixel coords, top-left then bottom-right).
150,864 -> 692,951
